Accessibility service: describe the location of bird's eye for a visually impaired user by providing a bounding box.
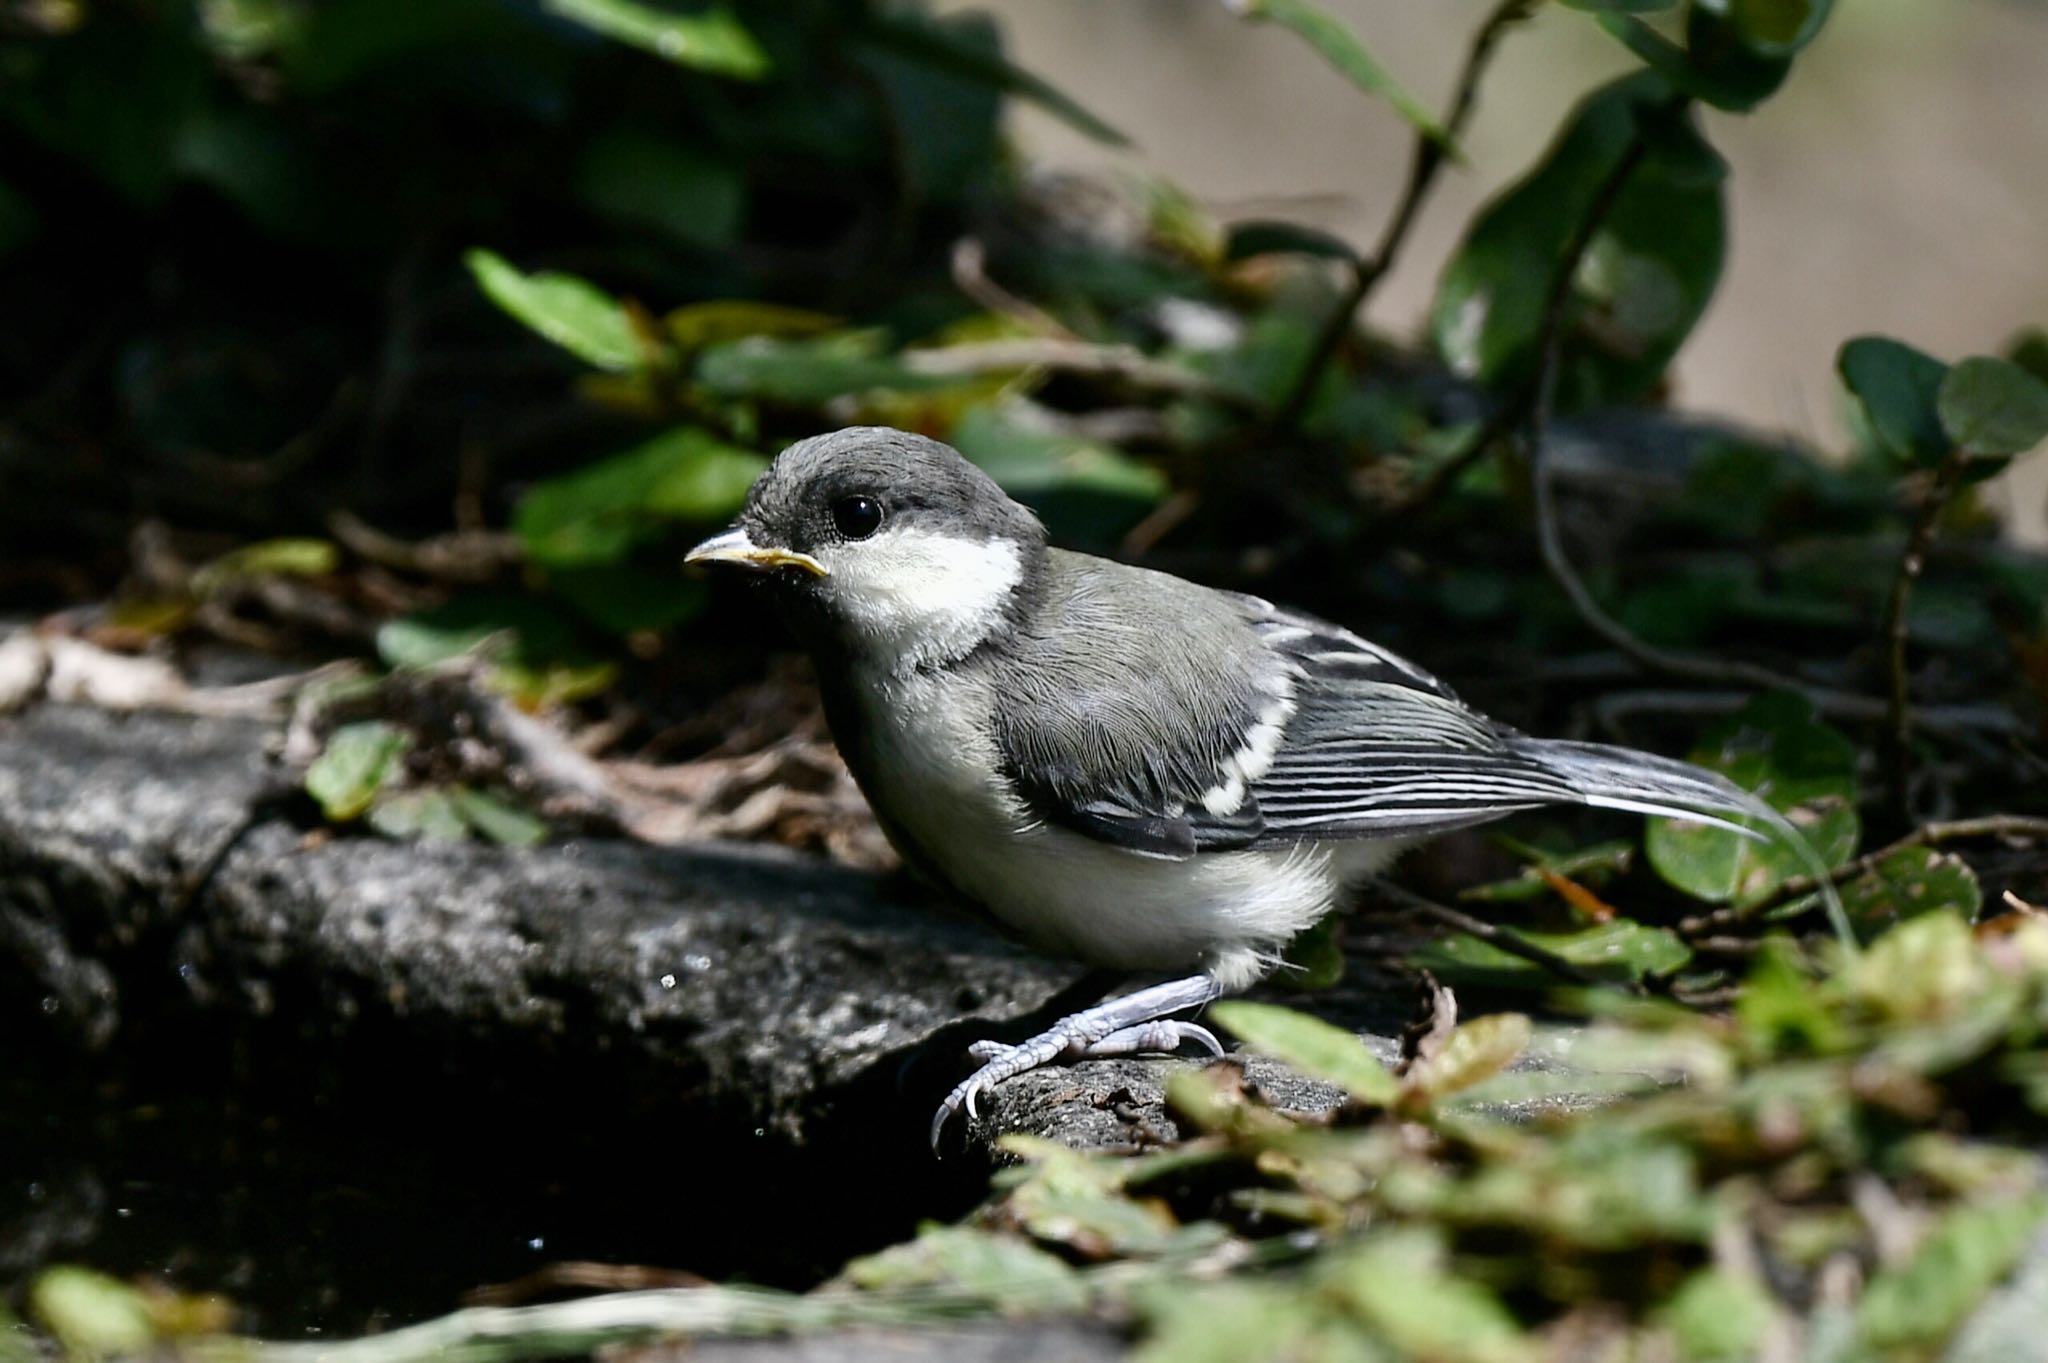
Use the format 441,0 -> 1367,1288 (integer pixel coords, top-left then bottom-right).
831,495 -> 884,540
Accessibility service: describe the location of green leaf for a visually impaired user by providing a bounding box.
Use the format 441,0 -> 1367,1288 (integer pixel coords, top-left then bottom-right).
28,1269 -> 156,1360
1228,0 -> 1449,145
541,0 -> 767,78
448,787 -> 548,848
1654,1267 -> 1779,1361
1208,1001 -> 1397,1104
190,536 -> 339,596
667,302 -> 841,351
1558,0 -> 1679,10
1857,1195 -> 2048,1350
1432,74 -> 1724,409
1737,937 -> 1848,1055
1838,335 -> 1951,467
1276,915 -> 1347,990
1596,12 -> 1792,111
464,248 -> 643,373
838,1225 -> 1088,1314
1646,692 -> 1859,906
1223,220 -> 1359,264
367,789 -> 469,843
1133,1279 -> 1326,1363
514,428 -> 767,568
1938,356 -> 2048,460
2006,327 -> 2048,384
1725,0 -> 1835,56
695,334 -> 962,403
948,405 -> 1166,543
1840,846 -> 1983,937
1408,1013 -> 1532,1100
859,13 -> 1126,147
1413,920 -> 1693,990
1322,1229 -> 1535,1363
574,127 -> 742,252
305,721 -> 410,822
854,12 -> 1006,204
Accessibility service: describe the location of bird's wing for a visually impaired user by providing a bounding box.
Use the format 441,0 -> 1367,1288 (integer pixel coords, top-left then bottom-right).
990,561 -> 1576,858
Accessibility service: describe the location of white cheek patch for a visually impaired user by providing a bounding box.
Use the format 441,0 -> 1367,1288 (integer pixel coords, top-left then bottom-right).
818,526 -> 1023,672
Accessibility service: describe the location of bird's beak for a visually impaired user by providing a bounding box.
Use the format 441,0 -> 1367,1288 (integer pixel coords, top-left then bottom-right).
684,527 -> 829,578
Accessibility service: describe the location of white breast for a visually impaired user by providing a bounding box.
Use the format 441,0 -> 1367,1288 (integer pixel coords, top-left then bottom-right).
854,668 -> 1396,991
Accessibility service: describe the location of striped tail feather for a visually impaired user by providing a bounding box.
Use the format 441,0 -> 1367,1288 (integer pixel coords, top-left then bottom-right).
1512,737 -> 1854,947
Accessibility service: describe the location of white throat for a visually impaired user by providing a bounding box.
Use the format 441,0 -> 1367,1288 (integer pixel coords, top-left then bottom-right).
817,526 -> 1024,675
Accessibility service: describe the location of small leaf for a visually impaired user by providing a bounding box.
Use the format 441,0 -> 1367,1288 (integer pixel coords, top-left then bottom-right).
1840,846 -> 1983,937
1655,1267 -> 1779,1361
190,537 -> 339,596
1223,220 -> 1359,264
514,428 -> 767,568
838,1225 -> 1087,1313
1646,692 -> 1859,906
1226,0 -> 1448,145
1276,915 -> 1346,990
1857,1194 -> 2048,1350
28,1270 -> 156,1360
1596,12 -> 1792,111
541,0 -> 768,78
448,786 -> 548,848
860,13 -> 1126,147
1725,0 -> 1835,56
367,789 -> 469,843
305,722 -> 410,822
1408,1012 -> 1531,1100
666,301 -> 842,351
465,248 -> 643,372
1938,356 -> 2048,459
695,334 -> 964,403
1413,920 -> 1693,990
1838,335 -> 1951,467
1321,1229 -> 1535,1363
1209,1001 -> 1397,1104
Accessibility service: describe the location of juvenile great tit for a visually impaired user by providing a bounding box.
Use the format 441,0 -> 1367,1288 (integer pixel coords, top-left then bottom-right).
688,426 -> 1816,1150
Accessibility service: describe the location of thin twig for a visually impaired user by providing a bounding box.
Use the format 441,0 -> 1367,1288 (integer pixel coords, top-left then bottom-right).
1881,450 -> 1974,821
1677,814 -> 2048,937
1371,878 -> 1626,992
1274,0 -> 1539,428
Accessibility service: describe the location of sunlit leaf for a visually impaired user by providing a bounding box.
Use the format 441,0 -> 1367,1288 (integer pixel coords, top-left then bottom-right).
465,248 -> 643,372
1408,1013 -> 1532,1100
838,1225 -> 1088,1313
1838,335 -> 1951,467
367,788 -> 469,843
28,1269 -> 155,1360
667,302 -> 842,351
541,0 -> 767,78
1226,0 -> 1448,144
1654,1266 -> 1779,1361
1938,356 -> 2048,460
1321,1229 -> 1535,1363
304,721 -> 409,821
1646,692 -> 1859,906
1209,1001 -> 1397,1104
1413,920 -> 1693,991
1857,1194 -> 2048,1350
515,428 -> 767,568
190,537 -> 338,596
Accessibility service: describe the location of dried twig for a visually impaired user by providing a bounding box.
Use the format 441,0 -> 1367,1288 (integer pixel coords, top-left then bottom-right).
1275,0 -> 1539,428
948,237 -> 1076,340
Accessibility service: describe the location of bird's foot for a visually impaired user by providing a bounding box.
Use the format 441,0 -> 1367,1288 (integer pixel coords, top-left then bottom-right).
928,973 -> 1224,1153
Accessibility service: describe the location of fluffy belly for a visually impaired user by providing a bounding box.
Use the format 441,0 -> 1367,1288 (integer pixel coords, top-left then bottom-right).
853,672 -> 1383,990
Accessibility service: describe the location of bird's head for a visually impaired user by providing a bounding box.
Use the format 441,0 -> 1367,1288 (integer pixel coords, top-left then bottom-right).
687,426 -> 1046,667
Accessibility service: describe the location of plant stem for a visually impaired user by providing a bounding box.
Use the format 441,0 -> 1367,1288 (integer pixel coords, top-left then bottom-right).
1273,0 -> 1539,429
1371,878 -> 1627,992
1881,448 -> 1974,822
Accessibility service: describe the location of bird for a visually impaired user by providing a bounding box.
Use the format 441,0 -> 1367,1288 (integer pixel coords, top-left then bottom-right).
686,426 -> 1834,1151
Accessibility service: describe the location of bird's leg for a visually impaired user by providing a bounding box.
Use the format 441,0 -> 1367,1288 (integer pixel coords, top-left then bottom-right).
931,973 -> 1223,1151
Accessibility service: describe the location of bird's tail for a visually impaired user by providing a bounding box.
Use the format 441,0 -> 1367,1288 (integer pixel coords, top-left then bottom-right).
1510,737 -> 1853,947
